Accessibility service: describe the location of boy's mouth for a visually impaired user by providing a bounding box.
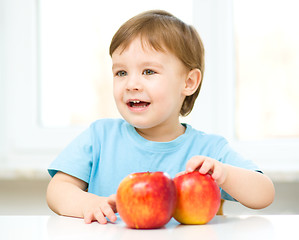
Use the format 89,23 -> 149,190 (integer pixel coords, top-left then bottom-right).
126,100 -> 151,108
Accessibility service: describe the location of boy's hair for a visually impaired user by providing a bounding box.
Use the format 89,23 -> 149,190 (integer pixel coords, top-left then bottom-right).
109,10 -> 205,116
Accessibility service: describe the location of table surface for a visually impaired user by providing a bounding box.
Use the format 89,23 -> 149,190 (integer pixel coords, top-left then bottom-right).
0,215 -> 298,240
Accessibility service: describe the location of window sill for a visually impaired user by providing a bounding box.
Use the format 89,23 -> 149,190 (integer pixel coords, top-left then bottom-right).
263,166 -> 299,183
0,165 -> 50,180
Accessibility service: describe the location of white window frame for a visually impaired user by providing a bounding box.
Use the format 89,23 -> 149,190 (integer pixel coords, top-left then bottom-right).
1,0 -> 84,171
1,0 -> 299,180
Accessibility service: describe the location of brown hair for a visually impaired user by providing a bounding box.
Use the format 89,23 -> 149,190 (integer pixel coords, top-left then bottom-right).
109,10 -> 205,116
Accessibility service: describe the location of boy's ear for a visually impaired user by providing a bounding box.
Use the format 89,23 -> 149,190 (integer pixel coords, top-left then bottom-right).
182,68 -> 201,96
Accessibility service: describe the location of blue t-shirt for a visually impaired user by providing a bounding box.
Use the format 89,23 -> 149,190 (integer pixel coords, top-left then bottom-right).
48,118 -> 260,201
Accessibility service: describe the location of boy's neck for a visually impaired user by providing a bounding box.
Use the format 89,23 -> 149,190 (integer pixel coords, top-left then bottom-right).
135,123 -> 186,142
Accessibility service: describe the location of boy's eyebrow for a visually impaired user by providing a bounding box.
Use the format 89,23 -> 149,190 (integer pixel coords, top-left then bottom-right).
141,61 -> 164,69
112,63 -> 125,70
112,62 -> 164,70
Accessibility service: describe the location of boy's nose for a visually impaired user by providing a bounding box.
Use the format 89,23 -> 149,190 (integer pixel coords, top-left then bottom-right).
126,75 -> 142,91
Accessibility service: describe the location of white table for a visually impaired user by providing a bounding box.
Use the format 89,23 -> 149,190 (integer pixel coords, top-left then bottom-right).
0,215 -> 298,240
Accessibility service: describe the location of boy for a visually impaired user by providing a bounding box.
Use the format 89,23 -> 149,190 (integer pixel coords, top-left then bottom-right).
47,10 -> 275,224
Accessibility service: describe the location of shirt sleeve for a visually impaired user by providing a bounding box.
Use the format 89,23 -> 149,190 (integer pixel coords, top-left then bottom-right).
215,137 -> 262,201
216,140 -> 261,171
48,127 -> 93,184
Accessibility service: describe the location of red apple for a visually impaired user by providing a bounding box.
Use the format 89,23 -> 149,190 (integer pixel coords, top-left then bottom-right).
116,171 -> 177,229
173,171 -> 221,224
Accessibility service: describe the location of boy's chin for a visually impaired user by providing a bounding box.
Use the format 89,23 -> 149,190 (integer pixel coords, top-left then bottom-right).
129,122 -> 152,130
126,119 -> 156,130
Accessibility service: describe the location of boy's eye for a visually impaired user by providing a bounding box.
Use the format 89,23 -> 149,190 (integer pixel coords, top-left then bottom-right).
116,70 -> 127,77
143,69 -> 155,75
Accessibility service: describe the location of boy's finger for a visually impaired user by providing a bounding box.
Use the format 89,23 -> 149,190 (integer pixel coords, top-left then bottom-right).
84,211 -> 94,224
199,159 -> 213,174
94,210 -> 107,224
175,171 -> 186,177
108,194 -> 116,202
108,194 -> 117,213
211,164 -> 221,180
186,156 -> 205,172
101,205 -> 117,223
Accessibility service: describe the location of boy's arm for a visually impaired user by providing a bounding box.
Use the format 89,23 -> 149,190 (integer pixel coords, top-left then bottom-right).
185,156 -> 275,209
46,171 -> 117,224
219,164 -> 275,209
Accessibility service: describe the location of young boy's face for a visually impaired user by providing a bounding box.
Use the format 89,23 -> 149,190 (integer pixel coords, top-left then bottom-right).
112,37 -> 189,132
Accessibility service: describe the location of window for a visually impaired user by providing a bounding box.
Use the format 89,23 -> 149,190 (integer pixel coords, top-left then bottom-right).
231,0 -> 299,173
234,0 -> 299,140
231,0 -> 299,174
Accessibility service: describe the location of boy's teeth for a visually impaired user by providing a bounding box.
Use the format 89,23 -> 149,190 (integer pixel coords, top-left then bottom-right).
128,100 -> 150,108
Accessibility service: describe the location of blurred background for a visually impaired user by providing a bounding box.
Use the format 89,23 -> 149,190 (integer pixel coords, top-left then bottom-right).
1,0 -> 299,215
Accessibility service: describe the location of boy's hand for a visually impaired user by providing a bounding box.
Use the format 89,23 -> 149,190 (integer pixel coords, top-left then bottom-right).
182,156 -> 228,185
82,193 -> 117,224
